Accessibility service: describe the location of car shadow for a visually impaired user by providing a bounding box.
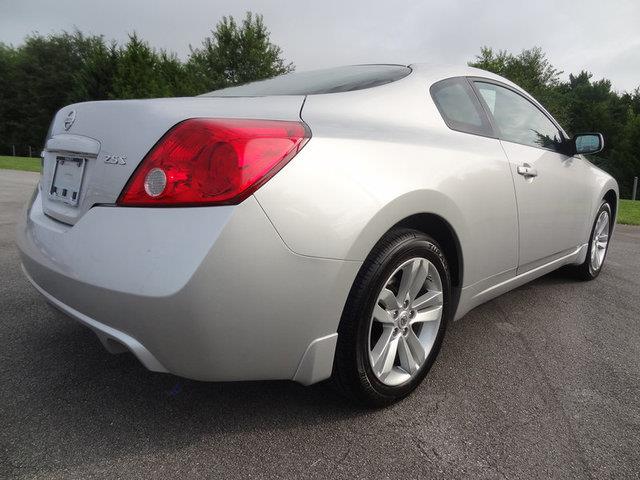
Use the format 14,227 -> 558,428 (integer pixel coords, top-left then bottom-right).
7,305 -> 371,475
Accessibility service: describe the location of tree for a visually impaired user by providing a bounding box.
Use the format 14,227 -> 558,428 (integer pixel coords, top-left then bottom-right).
187,12 -> 294,92
7,31 -> 109,152
110,33 -> 166,99
0,43 -> 19,153
72,37 -> 119,102
471,47 -> 562,91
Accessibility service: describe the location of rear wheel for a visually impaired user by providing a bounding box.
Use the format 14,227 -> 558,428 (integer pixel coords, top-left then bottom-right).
570,201 -> 612,280
332,229 -> 451,407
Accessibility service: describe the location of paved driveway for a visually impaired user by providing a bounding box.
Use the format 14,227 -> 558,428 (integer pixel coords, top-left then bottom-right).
2,170 -> 639,479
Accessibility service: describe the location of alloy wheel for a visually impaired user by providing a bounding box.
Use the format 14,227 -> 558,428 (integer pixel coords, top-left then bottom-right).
367,257 -> 443,386
590,210 -> 610,271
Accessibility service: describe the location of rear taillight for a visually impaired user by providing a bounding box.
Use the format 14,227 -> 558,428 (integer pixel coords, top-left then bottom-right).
117,118 -> 309,206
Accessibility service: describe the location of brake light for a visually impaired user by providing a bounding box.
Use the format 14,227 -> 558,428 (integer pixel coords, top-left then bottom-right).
117,118 -> 309,206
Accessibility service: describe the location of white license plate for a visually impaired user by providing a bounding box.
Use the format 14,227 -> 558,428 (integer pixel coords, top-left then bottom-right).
49,156 -> 86,206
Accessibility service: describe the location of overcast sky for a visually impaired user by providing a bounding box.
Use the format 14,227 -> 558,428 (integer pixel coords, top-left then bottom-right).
1,0 -> 639,92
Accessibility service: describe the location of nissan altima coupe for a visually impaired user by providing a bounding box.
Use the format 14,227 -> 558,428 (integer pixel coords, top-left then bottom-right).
17,64 -> 618,406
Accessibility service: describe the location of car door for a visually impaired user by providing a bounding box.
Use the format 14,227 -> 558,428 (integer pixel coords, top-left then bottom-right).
472,80 -> 591,274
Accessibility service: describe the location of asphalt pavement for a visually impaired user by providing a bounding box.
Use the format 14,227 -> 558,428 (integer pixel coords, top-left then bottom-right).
1,169 -> 639,479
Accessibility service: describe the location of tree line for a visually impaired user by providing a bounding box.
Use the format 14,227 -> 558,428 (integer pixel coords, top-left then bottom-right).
0,14 -> 638,197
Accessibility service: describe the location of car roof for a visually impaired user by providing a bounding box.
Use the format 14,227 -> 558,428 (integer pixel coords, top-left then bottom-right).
408,63 -> 521,90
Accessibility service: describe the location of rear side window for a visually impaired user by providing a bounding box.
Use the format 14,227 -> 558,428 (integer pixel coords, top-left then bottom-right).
430,78 -> 493,137
203,65 -> 411,96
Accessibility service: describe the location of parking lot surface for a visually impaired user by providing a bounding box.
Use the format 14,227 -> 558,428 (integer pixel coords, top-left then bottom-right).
2,170 -> 639,479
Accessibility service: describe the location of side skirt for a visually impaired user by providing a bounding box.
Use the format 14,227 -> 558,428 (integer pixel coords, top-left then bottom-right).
454,244 -> 588,320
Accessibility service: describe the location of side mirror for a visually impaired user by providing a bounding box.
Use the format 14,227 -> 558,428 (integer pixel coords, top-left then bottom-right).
573,133 -> 604,155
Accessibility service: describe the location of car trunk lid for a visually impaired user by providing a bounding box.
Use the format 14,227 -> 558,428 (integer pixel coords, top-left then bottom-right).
41,95 -> 305,225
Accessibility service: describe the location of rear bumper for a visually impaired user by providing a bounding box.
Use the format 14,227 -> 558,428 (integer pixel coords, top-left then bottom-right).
17,187 -> 361,384
22,265 -> 169,372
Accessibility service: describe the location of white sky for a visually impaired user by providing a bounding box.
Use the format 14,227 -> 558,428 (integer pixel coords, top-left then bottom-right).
1,0 -> 639,92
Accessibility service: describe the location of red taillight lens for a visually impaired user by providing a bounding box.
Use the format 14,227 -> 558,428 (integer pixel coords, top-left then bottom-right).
117,118 -> 309,206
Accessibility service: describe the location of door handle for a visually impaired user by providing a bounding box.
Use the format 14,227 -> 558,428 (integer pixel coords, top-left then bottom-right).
517,164 -> 538,177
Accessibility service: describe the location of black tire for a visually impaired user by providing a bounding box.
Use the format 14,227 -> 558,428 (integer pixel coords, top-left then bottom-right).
569,201 -> 613,281
332,229 -> 452,407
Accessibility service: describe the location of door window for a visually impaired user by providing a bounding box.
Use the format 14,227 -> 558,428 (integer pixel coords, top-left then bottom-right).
474,82 -> 563,151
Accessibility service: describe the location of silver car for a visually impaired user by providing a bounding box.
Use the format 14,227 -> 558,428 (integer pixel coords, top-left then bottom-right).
17,64 -> 618,406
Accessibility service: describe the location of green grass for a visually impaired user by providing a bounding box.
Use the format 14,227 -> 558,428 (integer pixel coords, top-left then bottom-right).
618,199 -> 640,226
0,155 -> 41,172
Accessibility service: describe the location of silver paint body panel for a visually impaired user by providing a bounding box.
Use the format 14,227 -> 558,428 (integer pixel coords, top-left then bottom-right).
17,64 -> 618,384
19,189 -> 360,382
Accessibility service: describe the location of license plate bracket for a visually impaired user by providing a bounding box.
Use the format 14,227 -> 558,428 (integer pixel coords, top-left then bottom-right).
49,156 -> 86,206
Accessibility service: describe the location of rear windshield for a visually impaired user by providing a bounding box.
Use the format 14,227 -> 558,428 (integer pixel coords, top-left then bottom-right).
203,65 -> 411,97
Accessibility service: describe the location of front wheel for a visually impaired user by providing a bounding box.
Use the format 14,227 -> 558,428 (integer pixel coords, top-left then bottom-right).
570,200 -> 612,280
332,229 -> 451,407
